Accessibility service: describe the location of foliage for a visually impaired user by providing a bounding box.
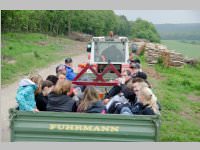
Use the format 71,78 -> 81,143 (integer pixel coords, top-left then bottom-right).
130,18 -> 161,43
1,10 -> 128,36
2,10 -> 160,42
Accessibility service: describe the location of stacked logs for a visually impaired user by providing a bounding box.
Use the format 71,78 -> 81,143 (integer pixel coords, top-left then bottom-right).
68,32 -> 92,42
144,43 -> 186,67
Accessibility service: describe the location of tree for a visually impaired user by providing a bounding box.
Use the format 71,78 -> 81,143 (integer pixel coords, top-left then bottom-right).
2,10 -> 162,42
130,18 -> 160,43
114,15 -> 131,36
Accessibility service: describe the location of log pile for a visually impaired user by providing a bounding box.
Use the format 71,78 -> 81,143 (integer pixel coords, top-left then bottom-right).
144,43 -> 186,67
68,32 -> 92,42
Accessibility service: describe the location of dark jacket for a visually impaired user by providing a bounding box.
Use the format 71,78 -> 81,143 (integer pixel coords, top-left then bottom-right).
104,84 -> 136,104
86,101 -> 106,113
112,102 -> 156,115
47,92 -> 77,112
121,84 -> 137,104
35,93 -> 48,111
104,85 -> 121,99
131,102 -> 155,115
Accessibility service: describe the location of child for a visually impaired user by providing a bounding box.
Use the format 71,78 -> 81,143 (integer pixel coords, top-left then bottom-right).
16,74 -> 43,112
135,87 -> 160,115
56,64 -> 66,76
77,86 -> 106,113
35,80 -> 54,111
47,80 -> 76,112
57,72 -> 66,82
65,57 -> 76,81
46,75 -> 58,85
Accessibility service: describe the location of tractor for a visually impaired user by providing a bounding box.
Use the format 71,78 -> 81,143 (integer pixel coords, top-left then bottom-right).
73,35 -> 137,88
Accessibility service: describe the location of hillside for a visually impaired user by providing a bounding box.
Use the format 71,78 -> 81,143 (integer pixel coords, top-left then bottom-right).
155,23 -> 200,40
1,33 -> 86,85
161,40 -> 200,59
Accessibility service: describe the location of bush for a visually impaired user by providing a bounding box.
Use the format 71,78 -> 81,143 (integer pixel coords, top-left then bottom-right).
130,18 -> 160,43
33,51 -> 41,58
157,56 -> 164,65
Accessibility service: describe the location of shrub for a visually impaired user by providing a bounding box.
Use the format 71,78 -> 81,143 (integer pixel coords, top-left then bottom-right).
33,51 -> 41,58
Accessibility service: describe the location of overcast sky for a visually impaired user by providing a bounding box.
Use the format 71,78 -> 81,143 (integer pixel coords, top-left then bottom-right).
114,10 -> 200,24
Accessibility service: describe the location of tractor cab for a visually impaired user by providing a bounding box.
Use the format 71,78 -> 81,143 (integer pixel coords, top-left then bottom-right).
86,36 -> 130,73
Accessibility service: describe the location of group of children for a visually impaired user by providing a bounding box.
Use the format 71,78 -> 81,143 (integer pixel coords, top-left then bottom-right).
16,57 -> 161,115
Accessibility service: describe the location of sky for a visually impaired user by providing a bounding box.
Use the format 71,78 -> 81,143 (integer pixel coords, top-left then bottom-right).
114,10 -> 200,24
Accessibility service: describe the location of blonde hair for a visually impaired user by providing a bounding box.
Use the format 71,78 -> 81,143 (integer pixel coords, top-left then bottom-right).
28,73 -> 43,94
138,87 -> 160,115
138,82 -> 149,89
132,81 -> 149,94
77,86 -> 99,112
57,72 -> 66,80
53,80 -> 72,95
57,72 -> 66,77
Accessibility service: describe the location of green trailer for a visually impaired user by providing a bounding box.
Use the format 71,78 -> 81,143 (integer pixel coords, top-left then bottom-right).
9,108 -> 161,142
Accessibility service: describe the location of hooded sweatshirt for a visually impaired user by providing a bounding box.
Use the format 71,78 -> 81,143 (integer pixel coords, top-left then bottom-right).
16,79 -> 37,111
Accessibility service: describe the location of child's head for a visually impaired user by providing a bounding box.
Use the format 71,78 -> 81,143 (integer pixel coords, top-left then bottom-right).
41,80 -> 54,96
53,80 -> 72,95
138,87 -> 154,104
137,87 -> 159,114
65,57 -> 72,67
129,63 -> 140,75
28,73 -> 43,94
132,78 -> 148,96
46,75 -> 58,85
121,69 -> 132,83
78,86 -> 99,112
83,86 -> 99,102
56,64 -> 66,75
121,69 -> 131,78
57,72 -> 66,82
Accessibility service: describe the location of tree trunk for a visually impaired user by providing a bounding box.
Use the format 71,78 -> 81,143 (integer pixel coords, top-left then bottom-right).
68,11 -> 72,36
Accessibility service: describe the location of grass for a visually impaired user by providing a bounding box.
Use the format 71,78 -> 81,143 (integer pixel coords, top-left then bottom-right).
161,40 -> 200,59
141,55 -> 200,141
1,33 -> 76,85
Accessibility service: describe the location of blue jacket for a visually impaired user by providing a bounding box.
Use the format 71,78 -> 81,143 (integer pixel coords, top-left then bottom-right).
16,79 -> 37,111
66,66 -> 76,81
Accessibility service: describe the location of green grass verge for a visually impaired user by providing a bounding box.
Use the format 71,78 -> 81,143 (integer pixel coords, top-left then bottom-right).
140,53 -> 200,141
161,40 -> 200,59
1,33 -> 76,85
157,66 -> 200,141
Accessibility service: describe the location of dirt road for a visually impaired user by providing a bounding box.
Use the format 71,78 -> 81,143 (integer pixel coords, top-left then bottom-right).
0,42 -> 88,142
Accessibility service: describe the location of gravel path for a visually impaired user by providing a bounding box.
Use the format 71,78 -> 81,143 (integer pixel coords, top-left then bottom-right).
0,42 -> 88,142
